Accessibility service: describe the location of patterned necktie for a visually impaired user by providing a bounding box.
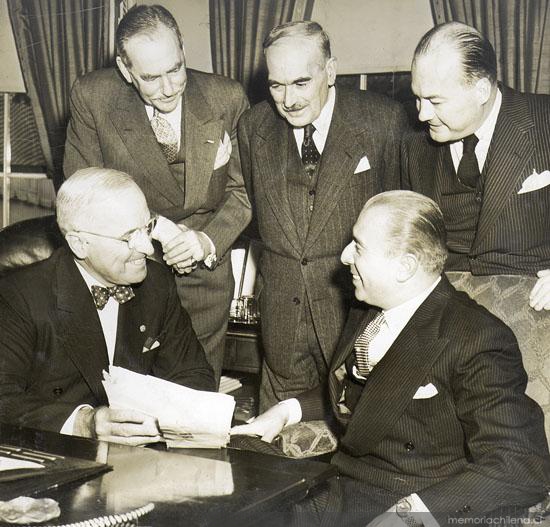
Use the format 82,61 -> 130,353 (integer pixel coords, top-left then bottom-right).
150,108 -> 179,164
457,134 -> 480,188
354,311 -> 386,377
91,285 -> 135,310
301,123 -> 321,171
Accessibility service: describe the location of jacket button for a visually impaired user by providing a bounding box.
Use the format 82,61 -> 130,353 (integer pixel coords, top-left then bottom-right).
293,297 -> 301,305
404,441 -> 415,451
53,387 -> 63,396
308,189 -> 316,196
462,505 -> 471,513
301,258 -> 308,266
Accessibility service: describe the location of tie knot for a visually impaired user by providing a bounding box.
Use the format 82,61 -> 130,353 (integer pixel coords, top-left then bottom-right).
304,123 -> 316,141
462,134 -> 479,154
91,284 -> 135,310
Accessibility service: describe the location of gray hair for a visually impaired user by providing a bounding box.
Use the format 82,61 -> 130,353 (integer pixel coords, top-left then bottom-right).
363,190 -> 448,275
263,21 -> 331,62
414,21 -> 497,86
56,168 -> 140,235
116,4 -> 183,67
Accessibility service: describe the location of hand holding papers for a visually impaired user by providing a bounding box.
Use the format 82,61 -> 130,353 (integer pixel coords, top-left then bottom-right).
102,367 -> 235,448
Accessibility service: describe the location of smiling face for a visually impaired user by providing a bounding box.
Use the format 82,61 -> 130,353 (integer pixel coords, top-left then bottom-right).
411,48 -> 490,143
340,207 -> 401,309
75,187 -> 154,286
117,24 -> 187,114
265,36 -> 336,127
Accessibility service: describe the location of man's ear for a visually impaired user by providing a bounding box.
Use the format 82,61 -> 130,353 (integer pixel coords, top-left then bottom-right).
396,253 -> 418,283
116,56 -> 133,84
475,77 -> 492,105
65,232 -> 88,260
326,57 -> 337,86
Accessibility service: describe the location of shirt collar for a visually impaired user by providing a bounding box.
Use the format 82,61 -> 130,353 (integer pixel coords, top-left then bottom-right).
474,87 -> 502,143
382,276 -> 441,335
311,86 -> 336,138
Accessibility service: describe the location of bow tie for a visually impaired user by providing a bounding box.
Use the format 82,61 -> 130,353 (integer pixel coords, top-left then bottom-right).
91,285 -> 135,310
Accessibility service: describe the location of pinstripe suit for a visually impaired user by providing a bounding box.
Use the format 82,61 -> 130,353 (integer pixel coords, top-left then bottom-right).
297,276 -> 550,523
238,87 -> 407,408
402,86 -> 550,276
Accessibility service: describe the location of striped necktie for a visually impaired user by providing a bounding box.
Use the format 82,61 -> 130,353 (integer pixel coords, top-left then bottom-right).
354,311 -> 386,376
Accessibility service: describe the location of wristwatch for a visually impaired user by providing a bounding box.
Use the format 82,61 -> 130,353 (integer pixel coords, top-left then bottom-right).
396,498 -> 423,527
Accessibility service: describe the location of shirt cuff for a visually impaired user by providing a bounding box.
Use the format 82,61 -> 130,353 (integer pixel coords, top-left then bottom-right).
278,398 -> 302,427
60,404 -> 93,435
405,494 -> 440,527
201,232 -> 217,268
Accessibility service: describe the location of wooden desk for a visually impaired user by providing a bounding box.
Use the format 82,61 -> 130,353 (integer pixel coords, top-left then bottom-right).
1,424 -> 336,526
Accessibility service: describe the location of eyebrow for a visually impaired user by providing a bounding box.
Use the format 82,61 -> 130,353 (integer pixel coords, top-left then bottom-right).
268,76 -> 312,86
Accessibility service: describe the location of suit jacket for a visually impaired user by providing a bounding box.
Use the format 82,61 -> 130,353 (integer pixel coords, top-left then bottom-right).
0,247 -> 215,433
64,68 -> 251,258
402,85 -> 550,275
238,88 -> 408,374
298,276 -> 550,520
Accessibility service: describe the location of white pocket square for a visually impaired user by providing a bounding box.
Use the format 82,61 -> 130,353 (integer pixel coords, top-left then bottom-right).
413,383 -> 438,399
518,169 -> 550,194
213,131 -> 232,170
142,339 -> 160,353
354,155 -> 371,174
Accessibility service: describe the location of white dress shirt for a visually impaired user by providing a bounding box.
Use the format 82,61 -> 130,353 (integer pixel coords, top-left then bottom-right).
60,262 -> 121,435
293,86 -> 336,156
450,88 -> 502,172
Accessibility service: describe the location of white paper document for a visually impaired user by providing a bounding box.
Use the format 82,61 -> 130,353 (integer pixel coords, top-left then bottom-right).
102,367 -> 235,448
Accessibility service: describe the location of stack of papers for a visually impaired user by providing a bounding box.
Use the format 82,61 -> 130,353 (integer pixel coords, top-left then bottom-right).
102,367 -> 235,448
218,376 -> 242,394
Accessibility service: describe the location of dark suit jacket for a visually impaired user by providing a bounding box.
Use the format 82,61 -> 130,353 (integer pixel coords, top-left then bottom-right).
0,247 -> 215,432
238,88 -> 408,374
64,68 -> 251,258
402,85 -> 550,275
298,276 -> 550,520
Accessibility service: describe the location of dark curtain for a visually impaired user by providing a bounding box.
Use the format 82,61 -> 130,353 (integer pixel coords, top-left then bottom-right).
209,0 -> 315,103
8,0 -> 112,190
430,0 -> 550,94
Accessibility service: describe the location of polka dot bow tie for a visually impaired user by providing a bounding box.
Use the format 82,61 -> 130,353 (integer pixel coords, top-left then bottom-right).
90,285 -> 135,310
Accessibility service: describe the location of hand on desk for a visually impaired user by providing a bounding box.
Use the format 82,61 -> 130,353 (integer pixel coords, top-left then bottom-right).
74,406 -> 162,446
231,404 -> 290,443
529,269 -> 550,311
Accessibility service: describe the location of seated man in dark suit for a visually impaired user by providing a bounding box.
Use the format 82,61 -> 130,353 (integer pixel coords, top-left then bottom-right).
233,191 -> 550,526
0,167 -> 215,445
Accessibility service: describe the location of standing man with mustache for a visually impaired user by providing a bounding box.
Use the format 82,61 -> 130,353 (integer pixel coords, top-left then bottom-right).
238,21 -> 408,409
64,5 -> 251,384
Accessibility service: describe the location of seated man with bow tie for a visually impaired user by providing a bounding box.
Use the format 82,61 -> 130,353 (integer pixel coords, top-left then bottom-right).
0,167 -> 215,446
233,191 -> 550,526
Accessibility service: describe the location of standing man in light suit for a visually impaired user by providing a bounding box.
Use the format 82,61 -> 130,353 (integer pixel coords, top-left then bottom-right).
402,22 -> 550,311
64,5 -> 251,383
238,21 -> 408,409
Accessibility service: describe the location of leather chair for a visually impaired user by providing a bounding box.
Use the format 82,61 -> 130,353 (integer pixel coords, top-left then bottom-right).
0,215 -> 63,278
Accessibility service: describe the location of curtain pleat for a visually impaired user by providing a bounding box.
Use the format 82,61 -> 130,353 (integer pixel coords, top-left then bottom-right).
210,0 -> 316,103
430,0 -> 550,94
7,0 -> 112,190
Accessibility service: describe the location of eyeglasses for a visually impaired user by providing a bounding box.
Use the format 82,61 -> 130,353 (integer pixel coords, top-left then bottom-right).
75,216 -> 158,248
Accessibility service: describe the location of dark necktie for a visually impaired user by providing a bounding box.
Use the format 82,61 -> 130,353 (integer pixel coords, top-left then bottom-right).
457,134 -> 480,189
301,123 -> 321,171
150,108 -> 179,164
91,285 -> 135,310
354,312 -> 386,377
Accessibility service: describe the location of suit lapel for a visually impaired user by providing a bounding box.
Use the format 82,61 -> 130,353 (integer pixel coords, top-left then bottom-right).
109,77 -> 185,205
54,250 -> 109,403
305,93 -> 375,252
256,110 -> 302,255
182,74 -> 224,210
340,279 -> 451,456
474,86 -> 535,248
